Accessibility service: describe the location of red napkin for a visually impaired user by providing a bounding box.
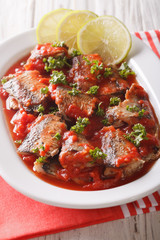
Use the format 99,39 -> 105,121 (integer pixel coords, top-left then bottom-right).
0,30 -> 160,240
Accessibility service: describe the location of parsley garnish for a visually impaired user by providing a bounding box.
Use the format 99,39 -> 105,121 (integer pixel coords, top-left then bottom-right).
71,117 -> 90,134
126,105 -> 145,118
36,156 -> 46,163
39,145 -> 45,151
68,87 -> 81,96
52,41 -> 65,47
32,147 -> 39,153
126,105 -> 139,112
89,147 -> 107,161
96,74 -> 101,80
54,132 -> 61,140
40,87 -> 49,94
119,62 -> 135,79
90,61 -> 103,74
82,56 -> 91,65
109,97 -> 121,106
43,56 -> 71,72
101,118 -> 110,126
70,49 -> 81,57
1,78 -> 7,85
49,106 -> 58,113
96,102 -> 105,117
87,85 -> 99,95
69,83 -> 77,88
49,71 -> 68,85
124,123 -> 148,147
104,67 -> 113,78
82,57 -> 104,74
37,104 -> 45,113
138,109 -> 145,118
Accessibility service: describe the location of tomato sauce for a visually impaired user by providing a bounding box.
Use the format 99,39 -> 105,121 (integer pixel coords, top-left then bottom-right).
0,52 -> 159,191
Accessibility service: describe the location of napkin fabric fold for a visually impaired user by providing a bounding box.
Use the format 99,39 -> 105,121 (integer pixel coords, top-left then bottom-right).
0,29 -> 160,240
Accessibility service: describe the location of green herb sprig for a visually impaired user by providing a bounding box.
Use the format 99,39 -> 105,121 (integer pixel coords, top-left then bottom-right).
71,117 -> 90,134
36,156 -> 47,163
104,67 -> 113,78
40,87 -> 49,94
124,123 -> 148,147
52,41 -> 65,47
49,71 -> 68,85
43,56 -> 71,72
119,62 -> 135,79
37,104 -> 45,113
68,87 -> 81,96
54,132 -> 61,140
89,147 -> 107,161
87,85 -> 99,95
70,49 -> 81,57
96,102 -> 105,117
109,97 -> 121,106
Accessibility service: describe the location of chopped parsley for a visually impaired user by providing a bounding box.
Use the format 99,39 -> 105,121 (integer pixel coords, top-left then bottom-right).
138,109 -> 145,118
90,60 -> 103,74
49,106 -> 58,113
36,156 -> 46,163
126,105 -> 145,118
119,62 -> 135,79
69,83 -> 77,88
14,139 -> 22,144
89,147 -> 107,161
124,123 -> 148,147
96,74 -> 101,80
83,57 -> 104,74
71,117 -> 90,134
70,49 -> 81,57
52,41 -> 65,47
109,97 -> 121,106
49,71 -> 68,85
39,145 -> 45,151
1,78 -> 7,85
96,102 -> 105,116
82,56 -> 91,65
37,104 -> 45,113
40,87 -> 49,94
101,118 -> 110,126
32,147 -> 39,153
54,132 -> 61,140
126,105 -> 139,112
104,67 -> 113,78
87,85 -> 99,95
43,56 -> 71,72
68,87 -> 81,96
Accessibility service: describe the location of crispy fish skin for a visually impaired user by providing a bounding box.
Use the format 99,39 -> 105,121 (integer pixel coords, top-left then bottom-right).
55,86 -> 97,119
34,160 -> 59,175
59,131 -> 96,170
106,83 -> 157,133
18,114 -> 67,157
99,127 -> 145,179
3,70 -> 50,112
68,55 -> 103,92
28,43 -> 68,59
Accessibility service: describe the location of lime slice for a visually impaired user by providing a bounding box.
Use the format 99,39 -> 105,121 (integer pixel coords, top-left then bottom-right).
56,10 -> 97,49
77,16 -> 132,65
36,8 -> 72,43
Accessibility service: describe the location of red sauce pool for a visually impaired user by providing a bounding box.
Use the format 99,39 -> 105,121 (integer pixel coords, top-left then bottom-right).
0,55 -> 158,191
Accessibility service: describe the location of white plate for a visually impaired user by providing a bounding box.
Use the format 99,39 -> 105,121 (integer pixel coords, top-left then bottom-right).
0,29 -> 160,209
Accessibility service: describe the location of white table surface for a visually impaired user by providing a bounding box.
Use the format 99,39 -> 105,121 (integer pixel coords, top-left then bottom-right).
0,0 -> 160,239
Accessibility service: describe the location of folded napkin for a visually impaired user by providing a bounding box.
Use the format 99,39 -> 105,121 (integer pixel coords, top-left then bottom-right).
0,30 -> 160,240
